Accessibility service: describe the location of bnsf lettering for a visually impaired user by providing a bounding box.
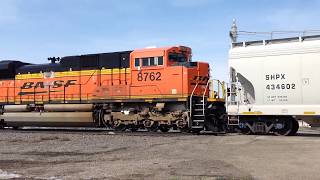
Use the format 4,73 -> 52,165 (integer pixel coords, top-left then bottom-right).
34,82 -> 45,89
266,74 -> 285,80
193,76 -> 209,82
21,82 -> 34,89
52,80 -> 64,88
21,80 -> 77,89
65,80 -> 76,87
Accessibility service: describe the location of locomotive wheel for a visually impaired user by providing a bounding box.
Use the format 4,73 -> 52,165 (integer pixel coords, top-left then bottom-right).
175,119 -> 188,132
114,124 -> 126,131
274,119 -> 293,136
289,120 -> 299,136
205,115 -> 220,132
128,124 -> 138,132
191,129 -> 202,134
159,125 -> 170,132
147,122 -> 159,132
171,124 -> 178,130
179,126 -> 191,133
12,126 -> 19,130
0,120 -> 5,129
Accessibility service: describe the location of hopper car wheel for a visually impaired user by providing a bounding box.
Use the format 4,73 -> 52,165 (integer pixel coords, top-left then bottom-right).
239,121 -> 252,135
274,118 -> 293,136
289,120 -> 299,136
240,127 -> 252,135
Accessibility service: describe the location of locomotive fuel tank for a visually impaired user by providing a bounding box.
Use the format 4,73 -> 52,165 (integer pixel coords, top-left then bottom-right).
1,104 -> 94,127
44,104 -> 93,112
1,112 -> 94,127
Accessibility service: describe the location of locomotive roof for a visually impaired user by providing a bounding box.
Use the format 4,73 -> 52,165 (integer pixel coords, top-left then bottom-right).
133,46 -> 191,52
16,63 -> 62,74
0,46 -> 191,74
0,60 -> 29,70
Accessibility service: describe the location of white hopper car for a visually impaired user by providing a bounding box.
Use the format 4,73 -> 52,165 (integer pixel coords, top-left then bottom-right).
227,35 -> 320,135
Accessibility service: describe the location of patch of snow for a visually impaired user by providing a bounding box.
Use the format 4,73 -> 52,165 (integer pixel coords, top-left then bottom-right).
0,169 -> 21,179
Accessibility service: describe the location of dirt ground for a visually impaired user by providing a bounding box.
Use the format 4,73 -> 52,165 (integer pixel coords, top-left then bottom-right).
0,128 -> 320,180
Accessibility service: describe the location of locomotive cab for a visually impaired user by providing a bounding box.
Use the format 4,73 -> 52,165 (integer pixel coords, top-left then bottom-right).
130,46 -> 210,99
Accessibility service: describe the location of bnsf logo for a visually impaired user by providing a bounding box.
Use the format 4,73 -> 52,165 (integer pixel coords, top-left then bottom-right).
21,80 -> 77,89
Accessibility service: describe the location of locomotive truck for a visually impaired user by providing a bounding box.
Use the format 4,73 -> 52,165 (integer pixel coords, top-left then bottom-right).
0,46 -> 226,132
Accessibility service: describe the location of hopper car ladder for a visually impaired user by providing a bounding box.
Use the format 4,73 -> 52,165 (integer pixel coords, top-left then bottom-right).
226,82 -> 240,126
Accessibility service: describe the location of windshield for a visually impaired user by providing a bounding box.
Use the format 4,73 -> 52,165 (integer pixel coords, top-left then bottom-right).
168,53 -> 188,62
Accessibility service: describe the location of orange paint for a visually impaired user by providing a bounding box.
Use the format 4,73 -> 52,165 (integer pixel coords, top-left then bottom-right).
0,46 -> 210,104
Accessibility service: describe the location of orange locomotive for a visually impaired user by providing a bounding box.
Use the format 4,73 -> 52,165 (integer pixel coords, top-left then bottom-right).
0,46 -> 225,132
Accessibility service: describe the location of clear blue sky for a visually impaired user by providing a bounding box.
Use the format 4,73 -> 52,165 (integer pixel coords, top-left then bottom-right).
1,0 -> 320,80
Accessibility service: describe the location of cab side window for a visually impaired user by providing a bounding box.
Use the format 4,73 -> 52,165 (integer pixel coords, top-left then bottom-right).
142,58 -> 149,66
156,57 -> 163,65
149,57 -> 155,66
137,56 -> 163,67
134,58 -> 140,67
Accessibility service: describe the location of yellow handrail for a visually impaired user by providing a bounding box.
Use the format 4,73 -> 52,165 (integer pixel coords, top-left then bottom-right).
208,79 -> 226,102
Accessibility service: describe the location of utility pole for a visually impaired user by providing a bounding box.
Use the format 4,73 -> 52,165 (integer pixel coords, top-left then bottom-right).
229,19 -> 238,43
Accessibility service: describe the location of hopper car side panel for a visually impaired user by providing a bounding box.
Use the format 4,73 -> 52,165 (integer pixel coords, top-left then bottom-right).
227,35 -> 320,135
